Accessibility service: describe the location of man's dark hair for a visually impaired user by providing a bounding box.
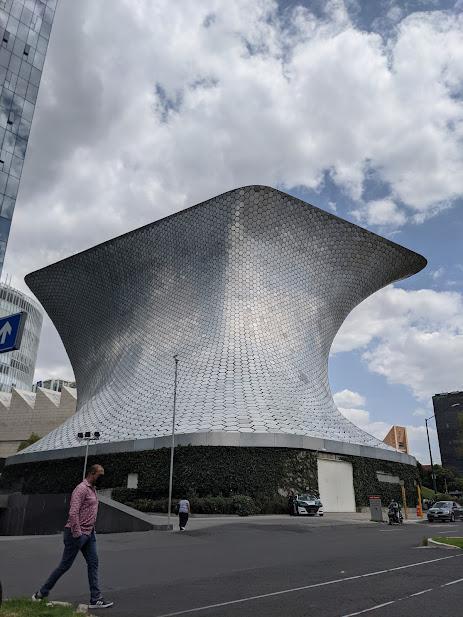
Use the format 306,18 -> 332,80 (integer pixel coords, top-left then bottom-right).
86,464 -> 102,476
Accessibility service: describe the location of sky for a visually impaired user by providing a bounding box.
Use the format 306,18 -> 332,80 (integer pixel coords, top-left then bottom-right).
3,0 -> 463,464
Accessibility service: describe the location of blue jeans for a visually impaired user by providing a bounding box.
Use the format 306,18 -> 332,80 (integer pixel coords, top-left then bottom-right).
40,527 -> 101,602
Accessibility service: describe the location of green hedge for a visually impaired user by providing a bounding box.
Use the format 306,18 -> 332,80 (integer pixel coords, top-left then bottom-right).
113,491 -> 287,515
1,445 -> 419,508
346,456 -> 419,507
1,445 -> 318,498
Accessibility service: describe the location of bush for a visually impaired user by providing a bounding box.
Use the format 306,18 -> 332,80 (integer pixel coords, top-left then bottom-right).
113,491 -> 260,516
232,495 -> 259,516
255,493 -> 287,514
112,488 -> 139,503
435,493 -> 462,504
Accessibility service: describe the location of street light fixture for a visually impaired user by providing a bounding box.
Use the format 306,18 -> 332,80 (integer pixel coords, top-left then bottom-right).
77,431 -> 100,481
425,414 -> 437,496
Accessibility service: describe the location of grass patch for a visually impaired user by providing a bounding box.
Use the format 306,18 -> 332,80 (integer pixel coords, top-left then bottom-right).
421,486 -> 435,500
432,537 -> 463,549
0,599 -> 77,617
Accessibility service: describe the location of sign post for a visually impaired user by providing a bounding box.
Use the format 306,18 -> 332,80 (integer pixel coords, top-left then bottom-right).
0,311 -> 26,353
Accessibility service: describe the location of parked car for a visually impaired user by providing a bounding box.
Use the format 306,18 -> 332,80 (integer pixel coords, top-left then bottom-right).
295,494 -> 324,516
427,501 -> 463,523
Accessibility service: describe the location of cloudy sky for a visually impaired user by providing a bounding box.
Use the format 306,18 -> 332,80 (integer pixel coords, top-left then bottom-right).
4,0 -> 463,463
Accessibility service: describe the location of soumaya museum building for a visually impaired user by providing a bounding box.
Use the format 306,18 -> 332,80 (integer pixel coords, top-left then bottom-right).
5,187 -> 427,510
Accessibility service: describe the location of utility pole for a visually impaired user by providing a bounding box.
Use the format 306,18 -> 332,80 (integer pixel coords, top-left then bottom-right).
425,415 -> 437,495
167,355 -> 179,529
77,431 -> 100,480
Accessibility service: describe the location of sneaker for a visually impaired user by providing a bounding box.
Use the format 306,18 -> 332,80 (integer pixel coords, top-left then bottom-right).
180,527 -> 185,531
32,592 -> 44,601
88,598 -> 114,609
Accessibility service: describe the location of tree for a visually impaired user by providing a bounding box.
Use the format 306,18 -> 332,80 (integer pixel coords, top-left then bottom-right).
17,432 -> 41,452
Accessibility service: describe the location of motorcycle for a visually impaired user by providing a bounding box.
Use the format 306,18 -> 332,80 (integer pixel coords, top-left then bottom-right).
388,506 -> 403,525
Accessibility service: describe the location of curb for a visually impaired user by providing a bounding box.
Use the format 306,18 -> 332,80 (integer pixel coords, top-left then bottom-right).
427,538 -> 461,549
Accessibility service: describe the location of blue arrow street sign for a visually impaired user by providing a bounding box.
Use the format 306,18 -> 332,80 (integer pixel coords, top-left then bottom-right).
0,311 -> 26,353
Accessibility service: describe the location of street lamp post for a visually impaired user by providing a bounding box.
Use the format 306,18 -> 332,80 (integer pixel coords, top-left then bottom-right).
77,431 -> 100,480
167,355 -> 179,529
425,415 -> 437,496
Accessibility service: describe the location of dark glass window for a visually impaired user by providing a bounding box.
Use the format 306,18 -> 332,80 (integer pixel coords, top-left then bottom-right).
0,214 -> 10,241
9,52 -> 21,74
18,59 -> 31,80
6,16 -> 19,37
14,75 -> 27,97
25,81 -> 37,103
0,169 -> 8,192
20,7 -> 33,27
36,34 -> 47,54
10,2 -> 22,20
5,173 -> 18,197
0,47 -> 11,69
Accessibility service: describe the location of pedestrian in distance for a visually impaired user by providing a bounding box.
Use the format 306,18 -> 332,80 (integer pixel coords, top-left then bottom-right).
177,495 -> 190,531
32,464 -> 113,609
288,491 -> 296,516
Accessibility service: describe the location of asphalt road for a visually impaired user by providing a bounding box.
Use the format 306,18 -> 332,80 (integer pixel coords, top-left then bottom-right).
1,516 -> 462,617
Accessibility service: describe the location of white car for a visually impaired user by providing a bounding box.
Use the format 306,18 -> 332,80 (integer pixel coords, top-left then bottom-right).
295,494 -> 324,516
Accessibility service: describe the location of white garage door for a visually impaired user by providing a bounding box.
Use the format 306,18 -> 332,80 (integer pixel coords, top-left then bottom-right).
317,459 -> 356,512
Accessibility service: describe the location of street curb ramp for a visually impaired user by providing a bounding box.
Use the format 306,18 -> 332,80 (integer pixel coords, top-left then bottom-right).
97,495 -> 173,532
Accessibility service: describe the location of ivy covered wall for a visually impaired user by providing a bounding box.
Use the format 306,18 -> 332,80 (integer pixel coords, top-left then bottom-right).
1,445 -> 418,507
345,456 -> 419,507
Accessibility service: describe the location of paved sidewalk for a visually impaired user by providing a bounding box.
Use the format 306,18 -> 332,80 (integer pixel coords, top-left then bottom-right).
147,510 -> 425,531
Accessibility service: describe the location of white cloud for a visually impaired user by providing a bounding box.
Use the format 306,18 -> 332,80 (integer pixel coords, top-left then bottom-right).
351,199 -> 407,227
333,389 -> 366,408
335,390 -> 440,463
412,408 -> 429,418
430,267 -> 445,280
333,286 -> 463,401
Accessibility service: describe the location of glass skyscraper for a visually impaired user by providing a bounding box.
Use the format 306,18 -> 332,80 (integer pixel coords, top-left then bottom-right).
0,0 -> 57,272
433,391 -> 463,475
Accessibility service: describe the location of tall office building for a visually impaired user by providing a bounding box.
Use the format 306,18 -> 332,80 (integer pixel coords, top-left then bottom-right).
0,0 -> 57,272
433,391 -> 463,475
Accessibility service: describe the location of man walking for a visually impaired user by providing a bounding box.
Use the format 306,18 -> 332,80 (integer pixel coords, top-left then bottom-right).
32,464 -> 113,609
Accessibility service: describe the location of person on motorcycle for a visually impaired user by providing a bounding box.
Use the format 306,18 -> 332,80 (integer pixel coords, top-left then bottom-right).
388,499 -> 402,524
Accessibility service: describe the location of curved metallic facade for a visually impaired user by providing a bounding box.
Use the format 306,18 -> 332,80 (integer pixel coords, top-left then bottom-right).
19,186 -> 426,459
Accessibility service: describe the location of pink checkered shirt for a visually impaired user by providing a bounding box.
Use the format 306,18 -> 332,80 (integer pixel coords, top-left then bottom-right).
65,479 -> 99,538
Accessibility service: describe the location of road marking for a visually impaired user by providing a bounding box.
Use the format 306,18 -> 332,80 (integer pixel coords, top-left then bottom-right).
409,588 -> 433,597
341,588 -> 434,616
441,578 -> 463,586
341,601 -> 395,616
154,554 -> 463,617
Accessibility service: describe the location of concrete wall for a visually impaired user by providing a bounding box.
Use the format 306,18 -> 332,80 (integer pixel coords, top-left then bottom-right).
0,493 -> 171,535
0,386 -> 76,458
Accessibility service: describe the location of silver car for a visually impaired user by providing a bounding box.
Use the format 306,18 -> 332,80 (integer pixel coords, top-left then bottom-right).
427,501 -> 463,523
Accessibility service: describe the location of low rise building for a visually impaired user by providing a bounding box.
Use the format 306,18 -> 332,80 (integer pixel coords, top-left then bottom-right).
0,386 -> 76,458
383,426 -> 409,454
33,378 -> 76,392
